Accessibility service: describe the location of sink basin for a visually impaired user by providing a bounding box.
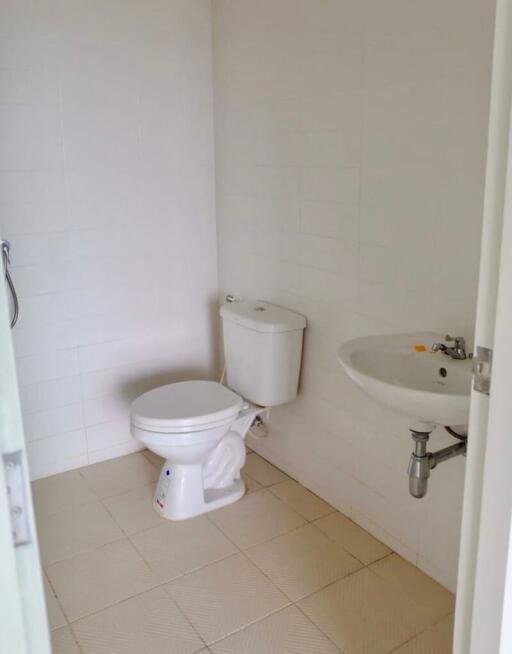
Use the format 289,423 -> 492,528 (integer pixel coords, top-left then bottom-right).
338,332 -> 473,427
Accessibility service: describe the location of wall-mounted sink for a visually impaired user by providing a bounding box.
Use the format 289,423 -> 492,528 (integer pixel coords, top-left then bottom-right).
338,332 -> 473,428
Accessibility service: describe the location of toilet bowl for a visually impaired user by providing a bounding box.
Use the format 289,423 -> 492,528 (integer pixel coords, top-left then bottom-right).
131,380 -> 262,520
131,299 -> 306,521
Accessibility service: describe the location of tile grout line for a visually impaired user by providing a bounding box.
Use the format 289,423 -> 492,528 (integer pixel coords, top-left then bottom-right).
204,601 -> 294,650
42,529 -> 128,570
309,514 -> 395,566
191,510 -> 308,647
46,518 -> 242,624
38,451 -> 449,653
194,536 -> 346,650
63,560 -> 224,633
62,550 -> 287,649
291,600 -> 343,653
43,569 -> 71,633
385,610 -> 456,654
241,524 -> 366,601
247,454 -> 398,566
159,585 -> 210,653
292,559 -> 371,606
267,485 -> 337,522
43,453 -> 394,621
65,623 -> 85,654
292,561 -> 446,654
48,550 -> 165,625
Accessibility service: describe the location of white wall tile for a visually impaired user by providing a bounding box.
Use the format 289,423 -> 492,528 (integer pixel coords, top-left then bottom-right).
301,201 -> 358,243
213,0 -> 493,591
4,0 -> 218,476
2,0 -> 494,594
0,103 -> 63,171
301,166 -> 359,204
27,429 -> 88,480
87,439 -> 142,466
23,403 -> 84,442
84,395 -> 127,428
19,376 -> 82,415
362,81 -> 447,167
86,418 -> 131,453
300,129 -> 360,167
364,0 -> 446,88
15,348 -> 79,386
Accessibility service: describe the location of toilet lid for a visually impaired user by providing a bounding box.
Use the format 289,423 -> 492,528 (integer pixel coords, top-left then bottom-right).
131,380 -> 243,432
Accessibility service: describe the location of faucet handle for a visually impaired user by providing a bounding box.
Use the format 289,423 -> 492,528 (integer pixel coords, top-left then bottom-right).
446,334 -> 467,359
446,334 -> 465,345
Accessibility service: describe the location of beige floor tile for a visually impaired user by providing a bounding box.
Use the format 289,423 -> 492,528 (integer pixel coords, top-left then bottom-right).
246,523 -> 361,601
79,453 -> 158,499
369,554 -> 454,625
51,626 -> 81,654
314,512 -> 392,565
103,484 -> 166,535
130,515 -> 237,581
142,449 -> 165,469
166,553 -> 289,644
269,480 -> 334,521
72,587 -> 204,654
32,470 -> 97,518
46,539 -> 159,621
242,453 -> 289,486
208,489 -> 306,549
299,568 -> 431,654
241,471 -> 262,493
210,605 -> 340,654
392,614 -> 454,654
38,501 -> 124,565
44,574 -> 66,630
36,451 -> 453,654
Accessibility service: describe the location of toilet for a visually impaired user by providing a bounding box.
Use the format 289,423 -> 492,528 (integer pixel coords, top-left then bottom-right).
130,299 -> 306,520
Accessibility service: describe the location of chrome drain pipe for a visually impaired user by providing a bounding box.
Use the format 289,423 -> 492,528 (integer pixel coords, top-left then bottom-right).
408,429 -> 467,498
408,431 -> 431,498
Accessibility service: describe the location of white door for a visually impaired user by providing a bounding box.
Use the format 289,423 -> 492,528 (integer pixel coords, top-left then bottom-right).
0,238 -> 51,653
454,0 -> 512,651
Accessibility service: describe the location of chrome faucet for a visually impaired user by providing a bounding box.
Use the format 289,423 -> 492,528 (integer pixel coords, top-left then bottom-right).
431,334 -> 467,360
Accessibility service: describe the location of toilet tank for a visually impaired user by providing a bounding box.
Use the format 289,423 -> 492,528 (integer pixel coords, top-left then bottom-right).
220,300 -> 306,407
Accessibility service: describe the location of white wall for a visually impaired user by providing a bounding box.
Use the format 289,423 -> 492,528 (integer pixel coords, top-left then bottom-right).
213,0 -> 495,590
0,0 -> 218,479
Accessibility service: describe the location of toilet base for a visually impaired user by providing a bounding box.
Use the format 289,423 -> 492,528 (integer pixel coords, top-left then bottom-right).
153,459 -> 246,521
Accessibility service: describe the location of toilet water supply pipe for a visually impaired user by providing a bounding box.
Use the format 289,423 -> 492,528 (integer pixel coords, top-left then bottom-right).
218,364 -> 268,439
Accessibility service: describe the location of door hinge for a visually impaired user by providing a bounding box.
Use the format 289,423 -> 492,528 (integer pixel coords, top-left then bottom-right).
3,451 -> 31,547
473,345 -> 493,396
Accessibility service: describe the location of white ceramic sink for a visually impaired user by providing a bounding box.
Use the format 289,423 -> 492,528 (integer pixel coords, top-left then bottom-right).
338,332 -> 473,427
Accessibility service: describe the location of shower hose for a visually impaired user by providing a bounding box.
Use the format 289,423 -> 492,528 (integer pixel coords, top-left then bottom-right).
1,240 -> 19,329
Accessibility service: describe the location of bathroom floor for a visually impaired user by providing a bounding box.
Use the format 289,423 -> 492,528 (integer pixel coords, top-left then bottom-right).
33,451 -> 455,654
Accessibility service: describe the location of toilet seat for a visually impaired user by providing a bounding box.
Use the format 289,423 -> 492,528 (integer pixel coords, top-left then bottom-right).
131,380 -> 244,434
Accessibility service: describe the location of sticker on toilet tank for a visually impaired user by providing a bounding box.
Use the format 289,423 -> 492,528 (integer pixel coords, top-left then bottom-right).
156,469 -> 171,508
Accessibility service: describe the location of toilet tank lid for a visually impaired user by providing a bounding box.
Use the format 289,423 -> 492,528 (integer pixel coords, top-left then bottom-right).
220,300 -> 306,334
